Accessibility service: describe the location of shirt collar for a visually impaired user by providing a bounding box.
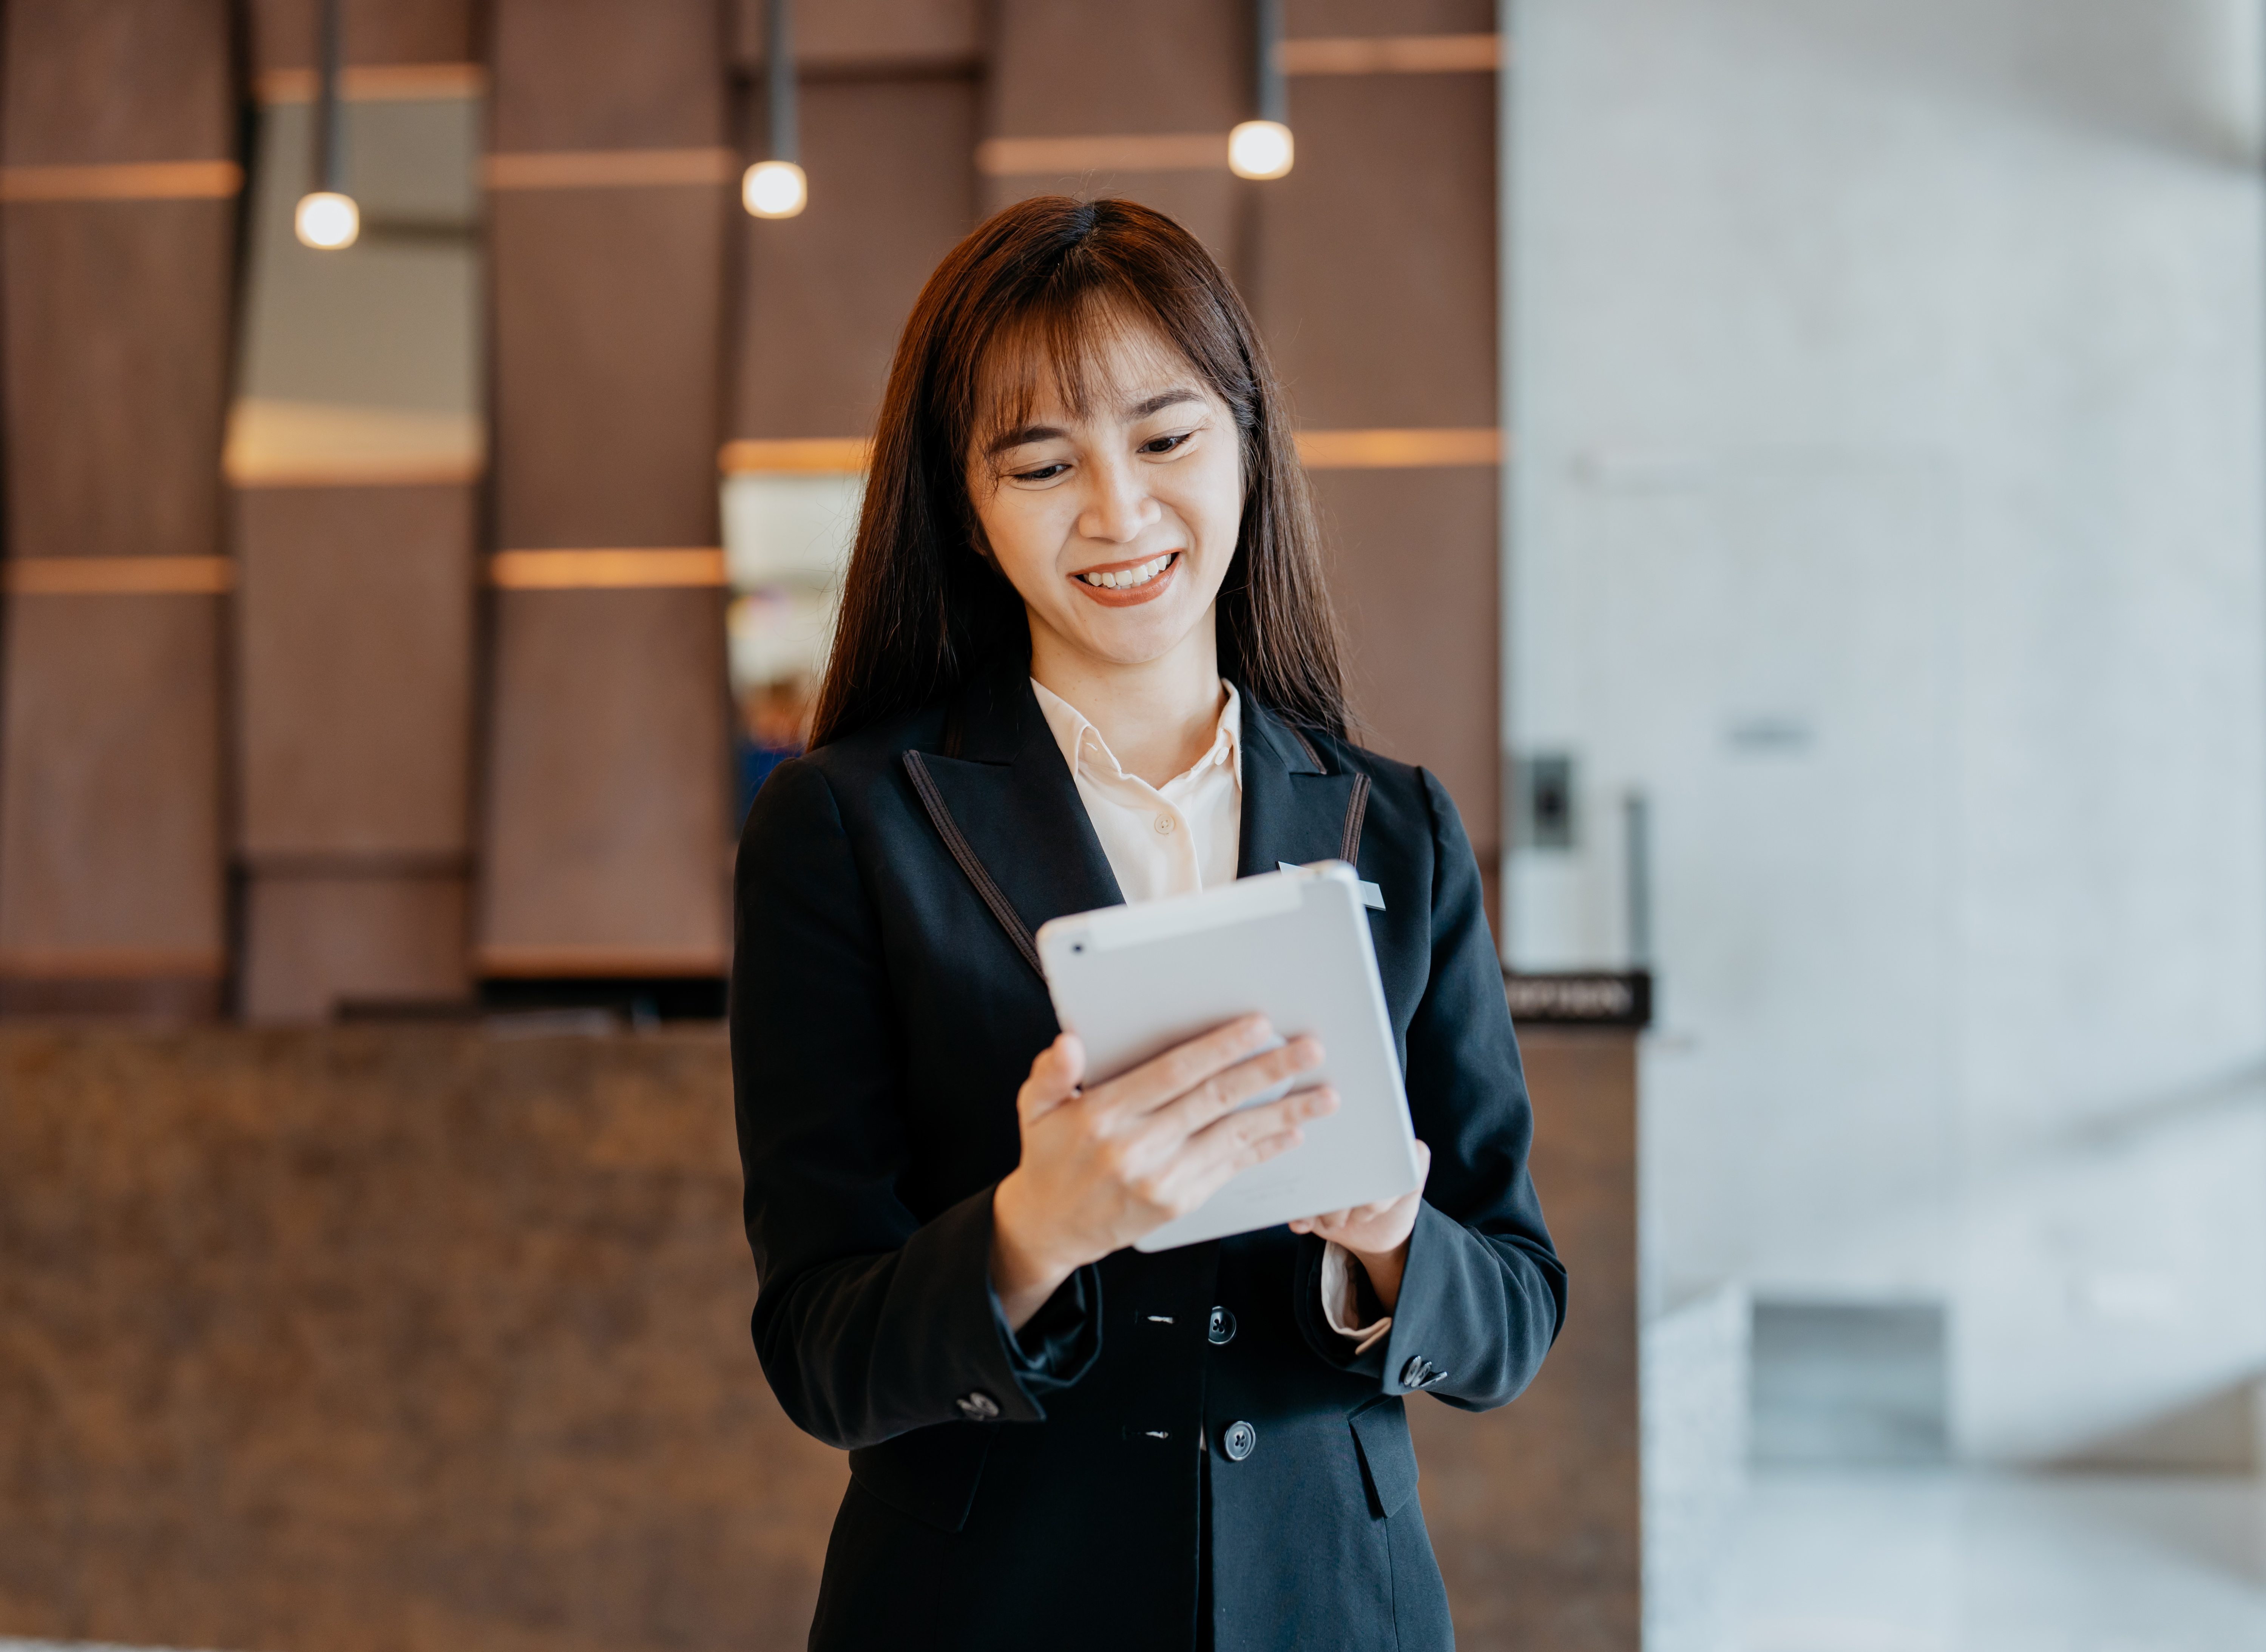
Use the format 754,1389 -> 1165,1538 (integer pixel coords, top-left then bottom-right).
1031,677 -> 1242,793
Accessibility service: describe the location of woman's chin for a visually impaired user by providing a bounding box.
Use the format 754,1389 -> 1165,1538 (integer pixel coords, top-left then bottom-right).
1060,606 -> 1206,670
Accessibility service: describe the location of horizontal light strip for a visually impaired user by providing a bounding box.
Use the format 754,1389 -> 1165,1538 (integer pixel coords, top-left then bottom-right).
1297,428 -> 1501,469
1280,34 -> 1502,75
230,457 -> 486,489
0,160 -> 242,202
477,945 -> 727,979
258,61 -> 487,104
5,556 -> 235,595
489,548 -> 727,589
483,148 -> 737,190
0,946 -> 227,980
976,132 -> 1227,176
719,437 -> 872,474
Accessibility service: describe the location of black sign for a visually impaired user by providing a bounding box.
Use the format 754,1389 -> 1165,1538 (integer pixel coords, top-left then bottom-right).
1503,970 -> 1652,1029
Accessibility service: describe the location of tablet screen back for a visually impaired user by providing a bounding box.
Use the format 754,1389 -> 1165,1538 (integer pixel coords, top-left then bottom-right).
1034,864 -> 1420,1251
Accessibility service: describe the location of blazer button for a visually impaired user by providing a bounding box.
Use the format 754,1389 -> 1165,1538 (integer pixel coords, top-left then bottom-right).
1208,1306 -> 1237,1345
1399,1356 -> 1446,1390
1222,1420 -> 1257,1461
956,1391 -> 1001,1421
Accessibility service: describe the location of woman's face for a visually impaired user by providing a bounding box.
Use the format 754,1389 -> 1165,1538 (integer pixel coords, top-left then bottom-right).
966,318 -> 1243,676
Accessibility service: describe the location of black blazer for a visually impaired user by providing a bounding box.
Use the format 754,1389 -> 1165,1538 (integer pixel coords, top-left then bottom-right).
732,659 -> 1565,1652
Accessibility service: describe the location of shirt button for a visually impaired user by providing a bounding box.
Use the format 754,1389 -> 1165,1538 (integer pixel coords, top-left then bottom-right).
1154,813 -> 1176,834
1222,1420 -> 1257,1461
1208,1306 -> 1237,1345
956,1391 -> 1001,1421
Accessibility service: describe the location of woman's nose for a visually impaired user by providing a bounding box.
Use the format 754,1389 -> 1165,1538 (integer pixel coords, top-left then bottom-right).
1077,459 -> 1160,544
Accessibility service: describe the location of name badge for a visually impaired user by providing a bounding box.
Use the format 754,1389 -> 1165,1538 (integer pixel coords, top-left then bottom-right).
1280,861 -> 1386,911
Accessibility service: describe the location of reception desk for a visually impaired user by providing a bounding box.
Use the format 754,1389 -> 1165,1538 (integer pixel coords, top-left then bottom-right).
0,1001 -> 1638,1652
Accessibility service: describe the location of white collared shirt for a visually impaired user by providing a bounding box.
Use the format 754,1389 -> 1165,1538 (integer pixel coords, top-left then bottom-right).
1030,677 -> 1390,1352
1031,678 -> 1244,902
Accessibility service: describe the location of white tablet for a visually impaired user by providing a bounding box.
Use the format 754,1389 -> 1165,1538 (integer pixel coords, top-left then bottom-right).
1033,862 -> 1422,1252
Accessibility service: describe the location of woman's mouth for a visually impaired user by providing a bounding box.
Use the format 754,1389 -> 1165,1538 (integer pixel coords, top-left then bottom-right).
1069,551 -> 1181,607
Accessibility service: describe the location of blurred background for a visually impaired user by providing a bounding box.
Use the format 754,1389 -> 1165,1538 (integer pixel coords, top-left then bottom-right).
2,1 -> 2263,1649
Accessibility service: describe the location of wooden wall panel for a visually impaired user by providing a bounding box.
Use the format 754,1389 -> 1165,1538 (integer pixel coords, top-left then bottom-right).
731,0 -> 982,71
1411,1028 -> 1642,1651
1253,75 -> 1497,430
1318,469 -> 1500,859
1287,0 -> 1495,35
235,486 -> 477,1021
491,0 -> 725,153
480,589 -> 731,973
733,78 -> 979,441
2,200 -> 235,569
982,0 -> 1246,255
0,2 -> 233,165
237,486 -> 476,858
0,599 -> 226,1010
0,0 -> 238,1017
244,0 -> 476,74
479,0 -> 733,983
1248,54 -> 1502,918
242,875 -> 471,1020
490,190 -> 726,550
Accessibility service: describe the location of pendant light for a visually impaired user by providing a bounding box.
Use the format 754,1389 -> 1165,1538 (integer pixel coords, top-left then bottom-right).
742,0 -> 807,218
293,0 -> 360,248
1229,0 -> 1294,180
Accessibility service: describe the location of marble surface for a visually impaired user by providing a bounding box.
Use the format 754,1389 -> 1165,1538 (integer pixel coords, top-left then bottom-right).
1730,1468 -> 2266,1652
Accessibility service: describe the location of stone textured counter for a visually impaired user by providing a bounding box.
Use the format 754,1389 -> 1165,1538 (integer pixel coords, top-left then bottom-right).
0,1023 -> 1633,1652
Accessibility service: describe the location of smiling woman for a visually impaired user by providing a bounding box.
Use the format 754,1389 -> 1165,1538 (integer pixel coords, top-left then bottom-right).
732,196 -> 1564,1652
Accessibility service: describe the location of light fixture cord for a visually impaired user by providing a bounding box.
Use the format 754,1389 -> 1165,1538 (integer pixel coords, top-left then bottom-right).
314,0 -> 344,193
766,0 -> 798,165
1255,0 -> 1286,124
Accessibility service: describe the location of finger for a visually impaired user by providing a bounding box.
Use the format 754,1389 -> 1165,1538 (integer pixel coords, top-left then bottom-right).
1414,1139 -> 1434,1184
1017,1033 -> 1086,1124
1096,1015 -> 1278,1118
1137,1037 -> 1326,1143
1169,1124 -> 1310,1212
1176,1086 -> 1337,1181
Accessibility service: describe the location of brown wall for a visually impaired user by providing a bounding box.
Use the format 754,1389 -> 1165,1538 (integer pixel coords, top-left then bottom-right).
477,0 -> 733,981
0,0 -> 240,1018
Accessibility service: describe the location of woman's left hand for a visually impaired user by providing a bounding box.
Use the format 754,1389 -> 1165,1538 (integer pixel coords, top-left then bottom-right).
1289,1140 -> 1432,1312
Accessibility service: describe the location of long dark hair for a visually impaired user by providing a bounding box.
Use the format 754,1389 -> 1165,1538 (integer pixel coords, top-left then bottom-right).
807,196 -> 1348,749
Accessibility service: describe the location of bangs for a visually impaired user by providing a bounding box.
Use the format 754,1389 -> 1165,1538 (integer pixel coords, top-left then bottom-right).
962,280 -> 1251,470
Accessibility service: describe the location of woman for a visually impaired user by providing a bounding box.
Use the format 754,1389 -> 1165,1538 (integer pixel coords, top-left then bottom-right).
732,196 -> 1564,1651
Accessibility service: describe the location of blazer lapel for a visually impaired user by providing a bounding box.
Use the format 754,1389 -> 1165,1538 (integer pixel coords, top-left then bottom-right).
1236,693 -> 1361,878
902,662 -> 1123,981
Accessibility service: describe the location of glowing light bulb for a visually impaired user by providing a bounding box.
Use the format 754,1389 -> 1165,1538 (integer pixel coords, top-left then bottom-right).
294,190 -> 360,249
1228,119 -> 1294,181
742,160 -> 808,219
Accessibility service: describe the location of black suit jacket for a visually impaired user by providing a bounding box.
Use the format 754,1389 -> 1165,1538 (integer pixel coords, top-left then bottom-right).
732,660 -> 1565,1651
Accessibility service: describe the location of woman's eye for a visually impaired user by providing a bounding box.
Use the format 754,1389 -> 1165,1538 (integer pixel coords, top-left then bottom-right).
1012,462 -> 1068,482
1141,431 -> 1195,456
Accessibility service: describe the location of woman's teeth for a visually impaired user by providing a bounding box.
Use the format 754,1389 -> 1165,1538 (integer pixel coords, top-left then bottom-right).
1077,553 -> 1175,590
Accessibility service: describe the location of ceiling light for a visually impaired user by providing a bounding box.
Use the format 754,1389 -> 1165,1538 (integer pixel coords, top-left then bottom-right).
294,190 -> 360,248
1229,120 -> 1294,180
745,0 -> 806,218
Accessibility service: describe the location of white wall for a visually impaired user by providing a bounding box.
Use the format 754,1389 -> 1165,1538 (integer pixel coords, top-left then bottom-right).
1507,0 -> 2266,1460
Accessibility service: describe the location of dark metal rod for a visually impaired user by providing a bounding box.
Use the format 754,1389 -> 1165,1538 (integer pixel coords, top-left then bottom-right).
1623,790 -> 1653,968
313,0 -> 344,193
766,0 -> 798,164
1255,0 -> 1286,123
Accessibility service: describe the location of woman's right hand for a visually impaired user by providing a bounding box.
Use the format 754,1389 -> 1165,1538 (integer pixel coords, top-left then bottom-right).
989,1015 -> 1337,1331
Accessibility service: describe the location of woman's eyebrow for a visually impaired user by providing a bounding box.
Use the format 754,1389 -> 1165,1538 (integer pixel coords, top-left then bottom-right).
1126,388 -> 1204,418
986,423 -> 1067,456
